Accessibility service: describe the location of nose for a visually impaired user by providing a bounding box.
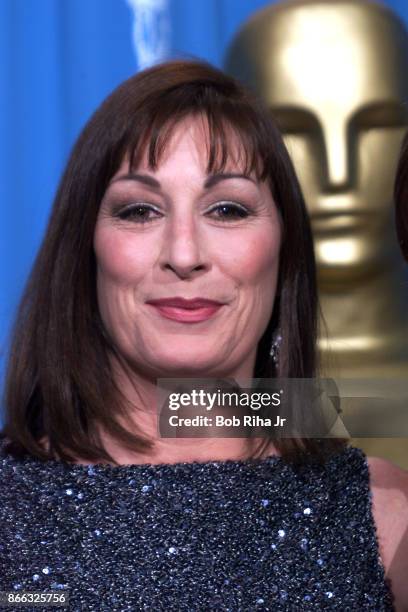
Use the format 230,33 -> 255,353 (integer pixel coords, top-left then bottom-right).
322,120 -> 353,192
159,216 -> 207,278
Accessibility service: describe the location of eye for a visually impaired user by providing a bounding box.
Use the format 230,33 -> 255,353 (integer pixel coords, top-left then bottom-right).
206,201 -> 250,222
116,203 -> 162,224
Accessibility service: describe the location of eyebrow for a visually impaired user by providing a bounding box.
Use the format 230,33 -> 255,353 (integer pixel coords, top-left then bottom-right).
109,172 -> 257,189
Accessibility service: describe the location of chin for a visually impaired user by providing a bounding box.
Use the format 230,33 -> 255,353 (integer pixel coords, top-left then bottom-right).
315,236 -> 390,286
316,257 -> 387,287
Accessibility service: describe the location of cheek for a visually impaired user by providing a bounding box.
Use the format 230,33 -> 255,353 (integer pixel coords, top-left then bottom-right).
93,228 -> 150,285
245,234 -> 280,281
217,225 -> 280,285
93,227 -> 152,331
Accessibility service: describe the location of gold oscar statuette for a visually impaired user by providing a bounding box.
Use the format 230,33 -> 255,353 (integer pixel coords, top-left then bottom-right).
225,0 -> 408,467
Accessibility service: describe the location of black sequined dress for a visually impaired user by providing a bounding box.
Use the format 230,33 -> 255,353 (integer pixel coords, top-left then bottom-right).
0,442 -> 395,611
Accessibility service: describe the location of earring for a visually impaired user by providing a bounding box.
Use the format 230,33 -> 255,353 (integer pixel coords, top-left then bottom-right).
270,332 -> 282,366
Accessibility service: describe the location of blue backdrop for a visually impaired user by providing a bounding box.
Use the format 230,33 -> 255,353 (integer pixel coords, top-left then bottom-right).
1,0 -> 408,393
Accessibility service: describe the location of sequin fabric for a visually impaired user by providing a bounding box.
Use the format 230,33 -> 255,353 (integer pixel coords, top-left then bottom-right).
0,442 -> 394,611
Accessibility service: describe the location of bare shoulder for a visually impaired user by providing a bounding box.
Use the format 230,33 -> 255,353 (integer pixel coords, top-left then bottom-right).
367,456 -> 408,612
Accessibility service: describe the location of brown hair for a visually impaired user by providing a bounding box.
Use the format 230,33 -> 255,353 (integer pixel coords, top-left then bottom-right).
1,60 -> 347,466
395,130 -> 408,261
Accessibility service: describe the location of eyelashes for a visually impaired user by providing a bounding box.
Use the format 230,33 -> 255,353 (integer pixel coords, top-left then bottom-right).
113,201 -> 253,224
208,202 -> 251,222
115,203 -> 161,224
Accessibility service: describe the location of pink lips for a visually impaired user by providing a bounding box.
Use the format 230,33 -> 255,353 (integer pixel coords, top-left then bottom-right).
146,297 -> 224,323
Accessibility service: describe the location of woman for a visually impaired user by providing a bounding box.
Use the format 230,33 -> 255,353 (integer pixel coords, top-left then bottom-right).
1,60 -> 406,611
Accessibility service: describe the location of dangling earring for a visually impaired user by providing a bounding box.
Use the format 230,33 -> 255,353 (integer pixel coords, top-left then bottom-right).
270,331 -> 282,366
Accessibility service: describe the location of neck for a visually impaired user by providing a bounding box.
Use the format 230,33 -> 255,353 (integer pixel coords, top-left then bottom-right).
318,257 -> 408,377
94,352 -> 277,466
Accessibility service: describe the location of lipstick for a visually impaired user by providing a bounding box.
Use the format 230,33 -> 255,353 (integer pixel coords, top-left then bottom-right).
146,297 -> 224,323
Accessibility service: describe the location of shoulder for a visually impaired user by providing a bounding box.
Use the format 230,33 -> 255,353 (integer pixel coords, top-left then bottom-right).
367,456 -> 408,540
367,456 -> 408,612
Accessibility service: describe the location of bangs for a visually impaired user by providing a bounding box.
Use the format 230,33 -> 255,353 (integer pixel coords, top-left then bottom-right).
126,83 -> 271,181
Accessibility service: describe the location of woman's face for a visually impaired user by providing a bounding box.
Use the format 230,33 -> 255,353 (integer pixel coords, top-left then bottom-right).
94,117 -> 281,380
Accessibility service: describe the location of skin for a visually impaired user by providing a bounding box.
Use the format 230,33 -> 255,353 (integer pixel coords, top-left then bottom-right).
368,458 -> 408,612
93,115 -> 282,465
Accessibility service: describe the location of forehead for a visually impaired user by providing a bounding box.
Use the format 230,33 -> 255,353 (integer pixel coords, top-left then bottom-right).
248,4 -> 408,116
117,115 -> 259,176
